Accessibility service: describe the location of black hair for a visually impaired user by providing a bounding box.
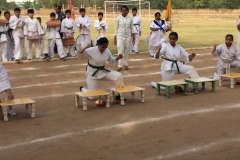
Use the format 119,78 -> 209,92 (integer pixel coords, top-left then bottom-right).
14,8 -> 21,12
27,9 -> 34,14
121,6 -> 129,11
56,6 -> 62,10
155,12 -> 160,17
169,32 -> 178,39
98,12 -> 103,16
65,9 -> 71,14
226,34 -> 233,41
132,7 -> 137,11
4,11 -> 10,16
50,12 -> 56,17
79,8 -> 85,12
97,37 -> 109,45
0,10 -> 1,15
36,17 -> 41,20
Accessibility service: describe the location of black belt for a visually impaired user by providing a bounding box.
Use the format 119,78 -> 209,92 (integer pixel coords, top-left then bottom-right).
163,57 -> 180,74
88,62 -> 110,76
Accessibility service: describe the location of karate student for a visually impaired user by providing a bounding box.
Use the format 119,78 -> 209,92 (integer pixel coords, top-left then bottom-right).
37,17 -> 48,59
236,16 -> 240,51
0,10 -> 8,62
47,12 -> 66,61
24,9 -> 43,60
151,32 -> 199,90
94,12 -> 108,45
78,37 -> 124,100
0,63 -> 16,116
76,8 -> 91,49
114,6 -> 134,71
131,8 -> 141,53
9,8 -> 25,63
212,34 -> 240,80
4,11 -> 14,61
61,9 -> 76,57
149,12 -> 169,57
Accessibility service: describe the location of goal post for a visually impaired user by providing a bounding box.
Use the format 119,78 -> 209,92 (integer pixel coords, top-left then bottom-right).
104,0 -> 150,21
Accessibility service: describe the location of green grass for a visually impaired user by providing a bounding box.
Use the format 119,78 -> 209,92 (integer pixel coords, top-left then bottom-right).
33,14 -> 239,55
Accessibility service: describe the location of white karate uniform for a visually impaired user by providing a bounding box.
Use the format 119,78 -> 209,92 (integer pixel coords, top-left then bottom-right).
47,26 -> 66,58
61,18 -> 76,56
76,16 -> 91,48
149,19 -> 167,56
212,43 -> 240,75
24,17 -> 44,59
0,63 -> 11,95
131,15 -> 141,52
78,46 -> 124,90
0,23 -> 8,62
9,15 -> 25,60
114,15 -> 134,67
236,19 -> 240,51
157,43 -> 199,81
94,19 -> 108,45
6,28 -> 15,61
40,25 -> 48,54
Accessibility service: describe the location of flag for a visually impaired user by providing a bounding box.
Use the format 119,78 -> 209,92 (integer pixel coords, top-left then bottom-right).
68,0 -> 75,19
165,0 -> 172,31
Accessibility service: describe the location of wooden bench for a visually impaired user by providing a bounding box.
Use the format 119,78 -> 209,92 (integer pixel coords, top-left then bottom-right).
75,90 -> 111,111
156,80 -> 188,98
219,73 -> 240,88
110,86 -> 145,105
0,98 -> 36,122
184,77 -> 216,94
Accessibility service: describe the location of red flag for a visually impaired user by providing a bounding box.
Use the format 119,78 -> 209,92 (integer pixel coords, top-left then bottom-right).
68,0 -> 75,19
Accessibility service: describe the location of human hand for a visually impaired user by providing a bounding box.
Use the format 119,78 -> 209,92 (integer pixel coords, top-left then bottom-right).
114,37 -> 117,45
116,54 -> 123,61
6,89 -> 14,100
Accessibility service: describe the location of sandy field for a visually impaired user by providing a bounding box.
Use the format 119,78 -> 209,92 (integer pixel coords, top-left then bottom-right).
1,49 -> 240,160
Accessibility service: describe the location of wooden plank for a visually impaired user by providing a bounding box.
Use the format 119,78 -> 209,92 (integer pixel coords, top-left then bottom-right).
157,80 -> 188,87
185,77 -> 216,83
111,86 -> 145,93
220,73 -> 240,78
75,90 -> 110,97
0,98 -> 35,107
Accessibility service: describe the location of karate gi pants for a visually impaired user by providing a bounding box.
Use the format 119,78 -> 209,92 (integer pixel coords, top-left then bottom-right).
41,38 -> 48,54
7,39 -> 14,60
237,32 -> 240,51
217,60 -> 240,75
13,36 -> 24,60
26,39 -> 42,59
64,45 -> 75,56
161,64 -> 199,81
87,71 -> 124,90
79,34 -> 91,49
48,39 -> 66,58
117,36 -> 131,67
131,33 -> 140,52
0,41 -> 7,62
149,45 -> 156,57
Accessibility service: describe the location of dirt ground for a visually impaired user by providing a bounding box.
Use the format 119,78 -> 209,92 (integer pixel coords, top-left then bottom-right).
1,48 -> 240,160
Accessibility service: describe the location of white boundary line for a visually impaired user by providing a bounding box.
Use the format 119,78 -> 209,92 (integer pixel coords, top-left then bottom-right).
0,103 -> 239,151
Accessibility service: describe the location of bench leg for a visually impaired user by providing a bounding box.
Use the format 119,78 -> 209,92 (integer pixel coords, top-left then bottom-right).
166,86 -> 170,98
219,77 -> 222,87
25,104 -> 29,112
141,90 -> 145,103
157,84 -> 161,96
31,104 -> 36,118
120,93 -> 124,106
2,106 -> 8,122
184,84 -> 188,96
75,94 -> 79,107
194,83 -> 199,94
212,81 -> 216,92
131,92 -> 135,100
106,95 -> 110,108
111,90 -> 114,102
83,97 -> 87,111
230,78 -> 234,88
202,82 -> 205,90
